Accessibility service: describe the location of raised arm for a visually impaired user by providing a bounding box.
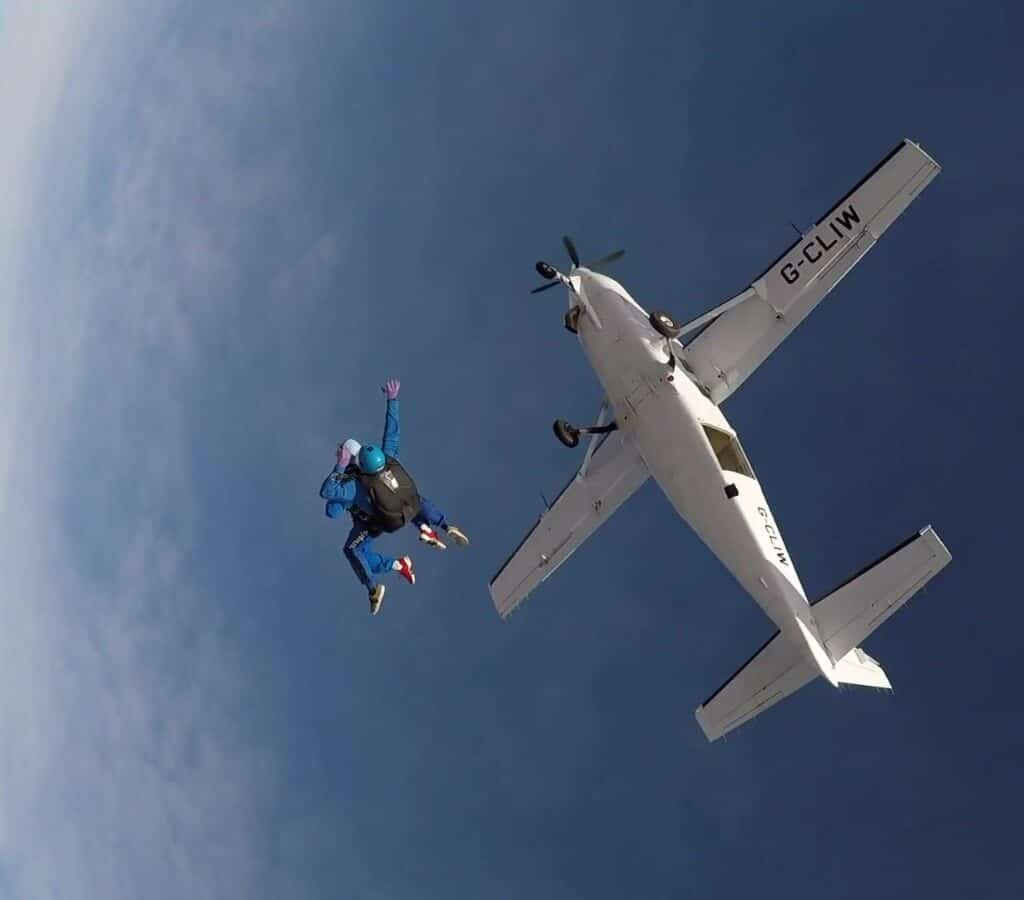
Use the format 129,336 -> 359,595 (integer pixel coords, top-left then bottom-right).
381,379 -> 401,458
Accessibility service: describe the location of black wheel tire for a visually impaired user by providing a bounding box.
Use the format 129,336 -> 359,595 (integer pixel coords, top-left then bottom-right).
553,419 -> 580,448
564,306 -> 581,334
650,310 -> 682,339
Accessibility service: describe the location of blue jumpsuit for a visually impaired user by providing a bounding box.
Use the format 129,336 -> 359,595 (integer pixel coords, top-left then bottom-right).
319,398 -> 448,590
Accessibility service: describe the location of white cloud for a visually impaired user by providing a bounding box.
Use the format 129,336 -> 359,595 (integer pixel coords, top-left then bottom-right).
0,2 -> 364,896
0,2 -> 97,495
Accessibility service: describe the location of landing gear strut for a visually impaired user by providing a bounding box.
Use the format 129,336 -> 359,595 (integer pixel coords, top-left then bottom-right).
553,418 -> 617,448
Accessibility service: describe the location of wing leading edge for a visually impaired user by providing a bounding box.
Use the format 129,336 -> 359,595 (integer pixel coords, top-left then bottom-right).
489,430 -> 648,619
679,139 -> 941,404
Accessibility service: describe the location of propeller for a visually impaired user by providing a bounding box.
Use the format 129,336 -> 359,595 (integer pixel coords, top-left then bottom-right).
586,248 -> 625,269
562,235 -> 580,268
530,236 -> 625,293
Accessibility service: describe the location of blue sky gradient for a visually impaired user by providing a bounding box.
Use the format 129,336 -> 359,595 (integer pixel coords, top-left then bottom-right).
1,1 -> 1022,897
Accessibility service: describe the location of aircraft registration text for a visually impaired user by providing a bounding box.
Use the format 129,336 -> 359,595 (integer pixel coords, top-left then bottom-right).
777,204 -> 862,286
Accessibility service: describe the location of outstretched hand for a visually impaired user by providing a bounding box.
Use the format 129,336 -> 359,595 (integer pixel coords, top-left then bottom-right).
382,378 -> 400,400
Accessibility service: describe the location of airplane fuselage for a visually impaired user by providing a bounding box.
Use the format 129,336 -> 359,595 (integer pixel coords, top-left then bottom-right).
573,268 -> 833,672
497,142 -> 946,737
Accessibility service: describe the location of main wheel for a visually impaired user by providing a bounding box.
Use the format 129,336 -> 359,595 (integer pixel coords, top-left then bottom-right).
553,419 -> 580,448
650,310 -> 682,339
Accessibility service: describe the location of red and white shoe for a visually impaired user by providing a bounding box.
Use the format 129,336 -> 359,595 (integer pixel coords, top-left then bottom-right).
418,524 -> 447,550
393,556 -> 416,585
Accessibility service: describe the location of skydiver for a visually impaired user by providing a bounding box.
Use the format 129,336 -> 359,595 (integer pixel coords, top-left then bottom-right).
319,378 -> 469,615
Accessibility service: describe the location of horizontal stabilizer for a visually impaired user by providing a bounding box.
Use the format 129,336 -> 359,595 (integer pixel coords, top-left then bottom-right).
812,526 -> 952,662
696,526 -> 951,741
695,631 -> 817,741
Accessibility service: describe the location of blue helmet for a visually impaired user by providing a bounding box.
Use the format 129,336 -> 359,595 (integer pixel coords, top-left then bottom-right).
358,444 -> 386,474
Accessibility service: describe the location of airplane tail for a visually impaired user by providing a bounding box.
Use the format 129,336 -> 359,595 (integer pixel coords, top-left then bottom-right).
832,646 -> 891,689
695,527 -> 951,741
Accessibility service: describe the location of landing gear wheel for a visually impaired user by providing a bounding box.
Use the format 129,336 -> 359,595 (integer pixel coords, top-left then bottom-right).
650,310 -> 682,339
564,306 -> 581,334
553,419 -> 580,448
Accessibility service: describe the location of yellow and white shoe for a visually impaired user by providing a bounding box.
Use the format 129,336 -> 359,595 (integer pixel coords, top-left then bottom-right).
445,525 -> 469,547
369,584 -> 385,615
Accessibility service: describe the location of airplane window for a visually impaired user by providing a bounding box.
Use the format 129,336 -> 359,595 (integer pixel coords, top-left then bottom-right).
702,425 -> 755,479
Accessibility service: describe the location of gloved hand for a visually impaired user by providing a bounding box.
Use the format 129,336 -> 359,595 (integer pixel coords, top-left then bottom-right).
383,378 -> 400,400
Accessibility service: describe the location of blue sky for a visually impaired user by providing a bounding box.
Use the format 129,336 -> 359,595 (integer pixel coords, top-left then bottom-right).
1,1 -> 1021,897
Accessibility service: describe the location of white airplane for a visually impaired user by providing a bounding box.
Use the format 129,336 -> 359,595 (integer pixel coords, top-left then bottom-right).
490,139 -> 952,741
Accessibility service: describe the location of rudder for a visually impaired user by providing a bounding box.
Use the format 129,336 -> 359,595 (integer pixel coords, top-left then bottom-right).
833,647 -> 891,689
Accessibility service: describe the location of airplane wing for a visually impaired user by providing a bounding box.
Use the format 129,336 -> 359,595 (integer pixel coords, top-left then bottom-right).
679,139 -> 941,404
489,429 -> 648,619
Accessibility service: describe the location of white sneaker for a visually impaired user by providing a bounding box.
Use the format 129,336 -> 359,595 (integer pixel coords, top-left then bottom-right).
445,525 -> 469,547
369,584 -> 385,615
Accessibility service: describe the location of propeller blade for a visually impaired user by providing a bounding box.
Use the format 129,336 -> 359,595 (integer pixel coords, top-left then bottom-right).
530,281 -> 562,294
562,235 -> 580,268
586,249 -> 625,269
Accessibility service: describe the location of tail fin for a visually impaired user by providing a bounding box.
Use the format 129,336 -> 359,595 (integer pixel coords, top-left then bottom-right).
833,647 -> 891,689
695,526 -> 951,741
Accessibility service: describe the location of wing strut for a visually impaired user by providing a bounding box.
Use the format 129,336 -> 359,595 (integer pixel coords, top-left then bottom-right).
579,400 -> 612,476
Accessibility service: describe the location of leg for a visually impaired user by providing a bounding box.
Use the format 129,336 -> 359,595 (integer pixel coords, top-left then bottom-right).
344,524 -> 411,615
343,525 -> 397,589
413,496 -> 448,530
414,496 -> 453,550
415,496 -> 469,547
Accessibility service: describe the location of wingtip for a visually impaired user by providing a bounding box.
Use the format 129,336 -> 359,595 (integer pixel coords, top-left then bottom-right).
694,706 -> 718,742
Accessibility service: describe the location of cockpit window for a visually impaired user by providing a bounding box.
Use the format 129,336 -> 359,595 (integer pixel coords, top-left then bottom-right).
702,425 -> 755,479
